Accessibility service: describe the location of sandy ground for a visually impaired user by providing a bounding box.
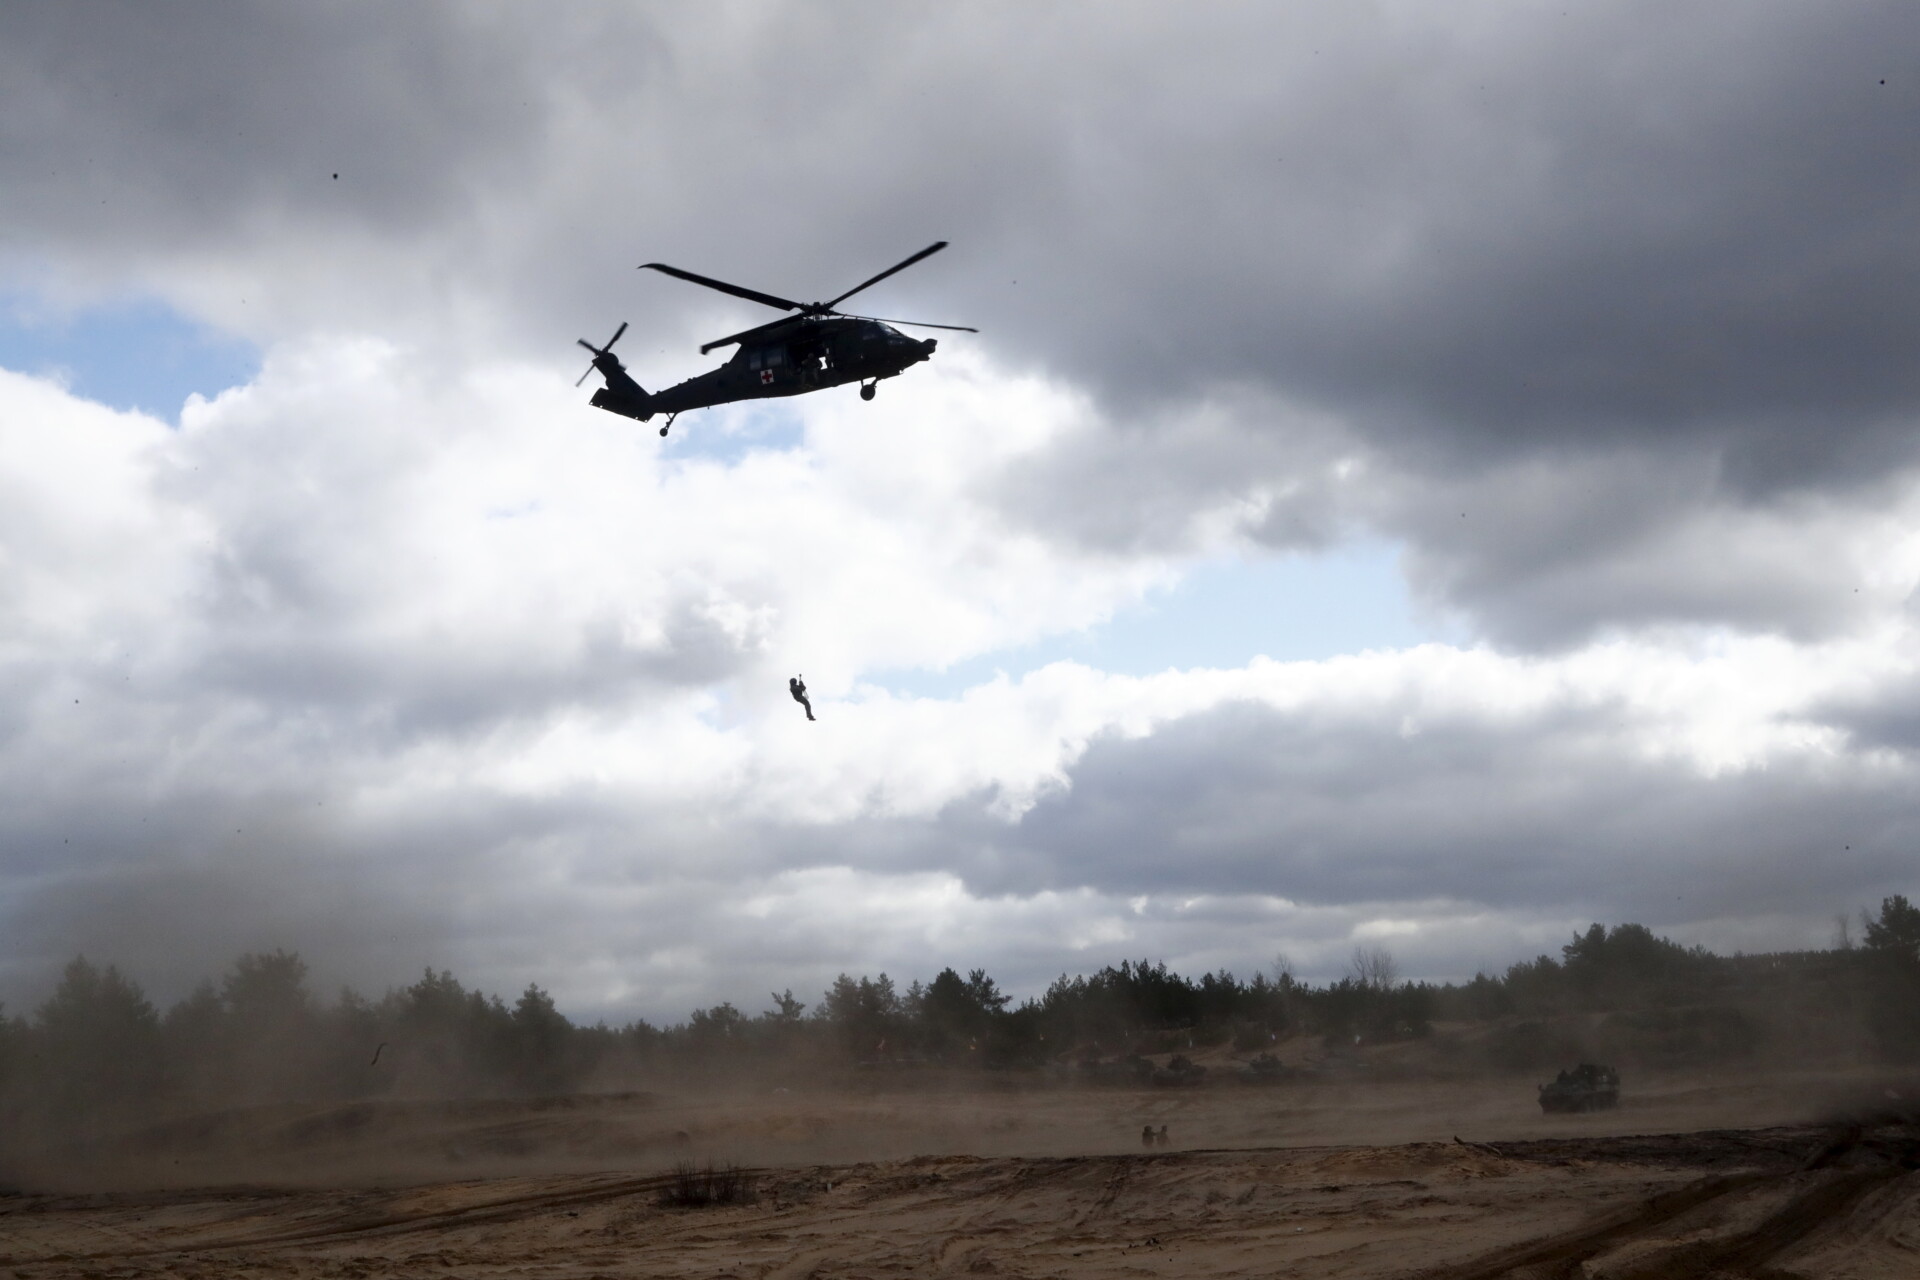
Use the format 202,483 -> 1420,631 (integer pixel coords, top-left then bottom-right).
3,1068 -> 1916,1278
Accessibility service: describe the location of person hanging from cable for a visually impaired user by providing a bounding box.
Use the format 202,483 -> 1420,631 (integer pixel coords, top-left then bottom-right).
789,674 -> 815,721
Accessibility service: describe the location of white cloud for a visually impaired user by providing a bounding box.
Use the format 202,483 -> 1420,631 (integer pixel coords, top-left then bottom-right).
8,312 -> 1920,1022
7,328 -> 1918,1022
6,3 -> 1920,1022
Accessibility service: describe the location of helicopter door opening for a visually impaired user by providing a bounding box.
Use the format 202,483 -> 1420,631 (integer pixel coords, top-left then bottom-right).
796,341 -> 830,381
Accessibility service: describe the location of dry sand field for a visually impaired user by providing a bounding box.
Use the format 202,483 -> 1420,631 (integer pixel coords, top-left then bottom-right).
4,1065 -> 1916,1278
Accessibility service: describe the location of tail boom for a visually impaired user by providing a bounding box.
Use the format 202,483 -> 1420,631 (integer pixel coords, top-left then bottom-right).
588,352 -> 654,422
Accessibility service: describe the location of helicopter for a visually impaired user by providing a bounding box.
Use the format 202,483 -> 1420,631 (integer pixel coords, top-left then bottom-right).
577,241 -> 976,436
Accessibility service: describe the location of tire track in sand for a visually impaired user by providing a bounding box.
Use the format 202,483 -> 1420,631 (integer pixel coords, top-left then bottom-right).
0,1168 -> 702,1264
1417,1133 -> 1913,1280
1612,1166 -> 1907,1280
1412,1172 -> 1768,1280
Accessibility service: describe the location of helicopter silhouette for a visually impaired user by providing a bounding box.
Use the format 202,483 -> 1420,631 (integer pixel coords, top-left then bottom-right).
577,241 -> 976,436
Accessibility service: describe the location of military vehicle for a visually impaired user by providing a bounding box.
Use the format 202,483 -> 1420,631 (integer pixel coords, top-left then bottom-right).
1152,1054 -> 1207,1087
1240,1052 -> 1293,1084
1538,1063 -> 1621,1113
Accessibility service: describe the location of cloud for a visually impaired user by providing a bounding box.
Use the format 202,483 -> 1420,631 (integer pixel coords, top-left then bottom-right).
0,342 -> 1238,1014
13,5 -> 1917,434
1377,448 -> 1920,648
5,4 -> 1920,1021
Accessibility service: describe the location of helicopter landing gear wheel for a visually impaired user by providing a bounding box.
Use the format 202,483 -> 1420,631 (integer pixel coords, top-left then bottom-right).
659,425 -> 668,436
860,382 -> 876,401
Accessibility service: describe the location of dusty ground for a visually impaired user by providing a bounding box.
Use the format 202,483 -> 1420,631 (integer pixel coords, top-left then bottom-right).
3,1068 -> 1916,1278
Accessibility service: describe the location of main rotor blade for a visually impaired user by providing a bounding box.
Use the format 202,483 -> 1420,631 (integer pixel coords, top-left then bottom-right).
639,263 -> 802,313
845,314 -> 979,334
700,314 -> 803,355
823,241 -> 948,310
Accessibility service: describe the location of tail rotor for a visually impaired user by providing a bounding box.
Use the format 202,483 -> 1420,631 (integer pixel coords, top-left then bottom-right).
575,321 -> 628,386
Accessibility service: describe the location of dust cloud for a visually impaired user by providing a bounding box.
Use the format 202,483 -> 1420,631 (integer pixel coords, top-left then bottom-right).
4,917 -> 1918,1275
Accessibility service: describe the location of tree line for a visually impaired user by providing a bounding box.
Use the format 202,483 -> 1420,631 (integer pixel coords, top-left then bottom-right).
2,897 -> 1916,1138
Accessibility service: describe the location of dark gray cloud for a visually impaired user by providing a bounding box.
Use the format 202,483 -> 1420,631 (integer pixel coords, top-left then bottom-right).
987,387 -> 1357,555
795,697 -> 1916,931
1817,663 -> 1920,755
0,3 -> 566,265
13,5 -> 1915,452
999,699 -> 1913,915
1379,448 -> 1902,648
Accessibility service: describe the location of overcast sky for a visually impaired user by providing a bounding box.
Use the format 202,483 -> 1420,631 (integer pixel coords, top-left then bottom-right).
2,2 -> 1917,1023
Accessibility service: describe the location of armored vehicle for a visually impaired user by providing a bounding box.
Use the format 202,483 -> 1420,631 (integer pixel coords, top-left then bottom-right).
1152,1054 -> 1207,1087
1240,1052 -> 1293,1084
1538,1063 -> 1620,1113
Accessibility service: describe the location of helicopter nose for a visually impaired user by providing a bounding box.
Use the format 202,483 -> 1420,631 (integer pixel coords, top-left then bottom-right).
922,338 -> 938,355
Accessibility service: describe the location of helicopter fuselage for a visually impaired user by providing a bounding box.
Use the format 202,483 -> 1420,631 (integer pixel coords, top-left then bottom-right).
580,240 -> 972,433
593,317 -> 936,424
